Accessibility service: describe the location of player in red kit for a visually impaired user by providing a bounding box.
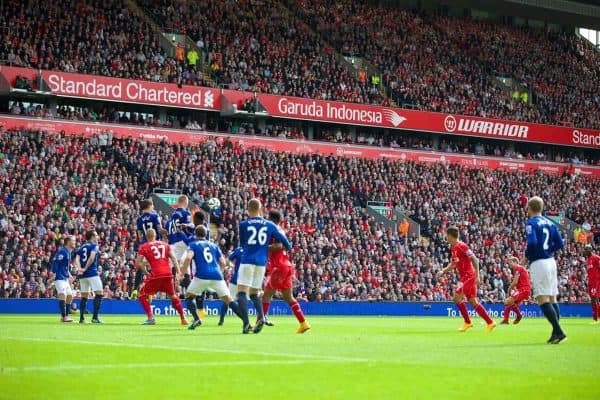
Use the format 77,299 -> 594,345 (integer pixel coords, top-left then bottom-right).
437,227 -> 496,332
584,245 -> 600,324
501,256 -> 531,325
135,228 -> 187,325
262,210 -> 310,334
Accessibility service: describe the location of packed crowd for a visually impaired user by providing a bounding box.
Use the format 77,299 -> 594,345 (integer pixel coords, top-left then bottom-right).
291,0 -> 600,129
137,0 -> 387,104
0,0 -> 208,86
1,130 -> 598,302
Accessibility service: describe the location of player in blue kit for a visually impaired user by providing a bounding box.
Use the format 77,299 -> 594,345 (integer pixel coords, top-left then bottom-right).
524,196 -> 566,344
181,226 -> 246,331
133,199 -> 167,298
50,236 -> 76,322
218,247 -> 243,326
165,195 -> 194,265
74,230 -> 104,324
237,198 -> 291,334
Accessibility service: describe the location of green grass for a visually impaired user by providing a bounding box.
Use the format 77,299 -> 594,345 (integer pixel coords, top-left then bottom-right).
0,315 -> 599,400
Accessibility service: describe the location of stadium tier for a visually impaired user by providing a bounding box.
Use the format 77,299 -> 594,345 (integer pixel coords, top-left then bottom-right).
0,127 -> 597,302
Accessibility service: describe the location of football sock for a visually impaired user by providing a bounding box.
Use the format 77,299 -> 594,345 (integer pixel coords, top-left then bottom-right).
59,300 -> 66,318
552,303 -> 561,320
250,293 -> 264,320
593,303 -> 599,321
134,269 -> 144,290
196,292 -> 205,310
80,297 -> 87,320
289,300 -> 306,323
92,294 -> 103,320
66,303 -> 72,315
236,292 -> 250,325
262,301 -> 270,316
186,297 -> 200,321
457,302 -> 472,324
140,294 -> 153,318
474,304 -> 494,325
502,305 -> 511,322
219,303 -> 229,323
512,305 -> 522,318
540,302 -> 563,335
171,297 -> 185,319
227,300 -> 244,320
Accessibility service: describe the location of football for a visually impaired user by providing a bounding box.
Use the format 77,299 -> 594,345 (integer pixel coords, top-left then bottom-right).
207,197 -> 221,210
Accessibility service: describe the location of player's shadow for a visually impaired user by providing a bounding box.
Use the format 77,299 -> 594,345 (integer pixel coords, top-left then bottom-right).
448,343 -> 548,349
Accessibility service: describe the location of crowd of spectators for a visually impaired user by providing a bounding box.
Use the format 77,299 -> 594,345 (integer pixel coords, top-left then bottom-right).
137,0 -> 387,104
291,0 -> 600,129
0,0 -> 208,86
1,129 -> 598,303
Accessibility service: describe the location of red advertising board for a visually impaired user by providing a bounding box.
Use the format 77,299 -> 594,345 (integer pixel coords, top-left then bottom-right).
1,67 -> 600,149
256,94 -> 600,149
2,115 -> 598,177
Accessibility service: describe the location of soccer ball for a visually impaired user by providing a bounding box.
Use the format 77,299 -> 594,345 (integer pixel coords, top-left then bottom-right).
207,197 -> 221,210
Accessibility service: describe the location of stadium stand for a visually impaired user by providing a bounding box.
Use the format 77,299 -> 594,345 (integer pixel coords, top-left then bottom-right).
290,0 -> 600,129
0,130 -> 597,303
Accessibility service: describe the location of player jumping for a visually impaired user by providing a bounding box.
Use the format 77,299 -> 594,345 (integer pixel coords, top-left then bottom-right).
524,196 -> 566,344
182,225 -> 246,331
584,244 -> 600,324
50,236 -> 76,322
501,256 -> 531,325
262,210 -> 310,334
237,199 -> 292,334
135,228 -> 187,325
437,226 -> 496,332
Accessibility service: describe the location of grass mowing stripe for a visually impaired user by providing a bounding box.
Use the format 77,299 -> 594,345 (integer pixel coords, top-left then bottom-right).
2,336 -> 370,363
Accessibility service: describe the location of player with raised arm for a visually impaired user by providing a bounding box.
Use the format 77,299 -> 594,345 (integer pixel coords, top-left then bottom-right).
165,195 -> 194,268
584,245 -> 600,324
262,210 -> 310,334
237,199 -> 292,334
437,226 -> 496,332
218,246 -> 242,326
74,230 -> 103,324
136,228 -> 187,325
524,196 -> 566,344
132,199 -> 167,300
501,256 -> 531,325
50,236 -> 76,322
181,226 -> 246,331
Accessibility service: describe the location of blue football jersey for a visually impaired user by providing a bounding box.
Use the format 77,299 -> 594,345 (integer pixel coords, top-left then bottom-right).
189,240 -> 224,280
51,247 -> 71,281
525,216 -> 564,262
166,208 -> 192,244
76,242 -> 99,278
238,217 -> 291,266
136,212 -> 162,243
228,247 -> 243,285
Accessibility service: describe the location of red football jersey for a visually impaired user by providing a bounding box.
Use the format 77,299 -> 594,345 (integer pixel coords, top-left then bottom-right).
513,264 -> 531,292
587,254 -> 600,287
138,241 -> 172,277
451,241 -> 475,282
268,237 -> 292,271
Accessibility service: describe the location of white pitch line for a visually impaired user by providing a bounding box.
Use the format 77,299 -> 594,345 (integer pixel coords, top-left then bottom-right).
2,336 -> 369,363
0,359 -> 332,373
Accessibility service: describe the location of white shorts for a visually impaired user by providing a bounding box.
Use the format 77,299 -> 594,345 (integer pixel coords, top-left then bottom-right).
54,280 -> 73,297
79,276 -> 103,293
171,241 -> 188,266
187,278 -> 229,298
229,282 -> 238,298
530,258 -> 558,297
237,264 -> 266,289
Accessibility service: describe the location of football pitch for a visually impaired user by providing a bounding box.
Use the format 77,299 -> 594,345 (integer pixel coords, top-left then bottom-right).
0,315 -> 598,400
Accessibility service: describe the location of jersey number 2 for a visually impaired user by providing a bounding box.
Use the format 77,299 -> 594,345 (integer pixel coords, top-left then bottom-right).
542,227 -> 550,250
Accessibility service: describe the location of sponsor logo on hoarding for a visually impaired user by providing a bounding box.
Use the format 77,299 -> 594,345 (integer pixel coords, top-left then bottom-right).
572,130 -> 600,146
444,115 -> 529,138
